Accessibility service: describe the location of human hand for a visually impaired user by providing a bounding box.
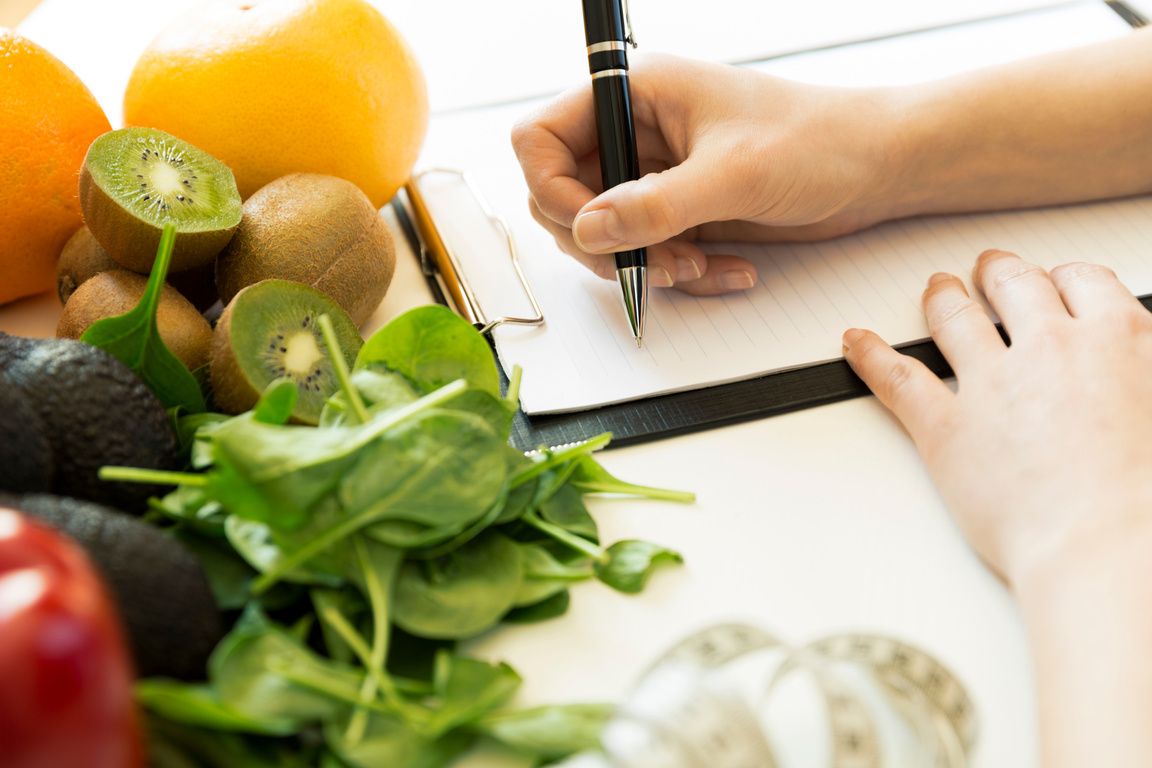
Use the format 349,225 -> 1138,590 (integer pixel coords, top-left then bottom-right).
842,250 -> 1152,587
511,53 -> 905,295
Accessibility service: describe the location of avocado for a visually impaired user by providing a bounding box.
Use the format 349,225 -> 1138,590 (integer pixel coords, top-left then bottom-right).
0,384 -> 53,493
0,493 -> 226,680
0,337 -> 178,512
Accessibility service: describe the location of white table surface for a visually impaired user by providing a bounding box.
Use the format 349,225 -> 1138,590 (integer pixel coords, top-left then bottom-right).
12,1 -> 1144,765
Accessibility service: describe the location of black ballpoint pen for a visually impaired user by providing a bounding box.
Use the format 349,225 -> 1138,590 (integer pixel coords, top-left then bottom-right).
581,0 -> 647,347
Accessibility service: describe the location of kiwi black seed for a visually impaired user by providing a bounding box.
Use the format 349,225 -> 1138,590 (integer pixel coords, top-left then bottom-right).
210,280 -> 363,424
79,127 -> 242,274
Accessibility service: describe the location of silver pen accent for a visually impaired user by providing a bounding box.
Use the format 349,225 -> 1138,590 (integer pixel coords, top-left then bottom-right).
617,265 -> 647,346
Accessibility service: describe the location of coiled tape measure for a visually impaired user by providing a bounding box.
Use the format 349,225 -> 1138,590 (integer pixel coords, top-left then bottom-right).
562,623 -> 976,768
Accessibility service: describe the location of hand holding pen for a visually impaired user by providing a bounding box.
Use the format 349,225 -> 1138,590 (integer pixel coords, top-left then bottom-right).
511,54 -> 919,296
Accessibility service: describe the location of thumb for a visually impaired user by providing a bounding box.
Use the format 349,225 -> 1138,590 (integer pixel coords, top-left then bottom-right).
572,156 -> 731,253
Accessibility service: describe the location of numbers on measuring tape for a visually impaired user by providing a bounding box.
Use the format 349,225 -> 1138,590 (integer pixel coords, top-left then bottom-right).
602,623 -> 976,768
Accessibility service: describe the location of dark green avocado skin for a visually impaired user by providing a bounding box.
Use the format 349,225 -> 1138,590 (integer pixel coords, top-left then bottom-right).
0,492 -> 226,681
0,334 -> 177,512
0,383 -> 54,493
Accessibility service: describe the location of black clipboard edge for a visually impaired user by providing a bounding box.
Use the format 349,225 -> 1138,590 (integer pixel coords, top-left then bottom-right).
503,295 -> 1152,452
1107,0 -> 1148,28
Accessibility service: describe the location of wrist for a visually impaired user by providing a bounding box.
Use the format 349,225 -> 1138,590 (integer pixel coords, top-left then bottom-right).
1012,510 -> 1152,607
835,85 -> 936,227
1011,515 -> 1152,767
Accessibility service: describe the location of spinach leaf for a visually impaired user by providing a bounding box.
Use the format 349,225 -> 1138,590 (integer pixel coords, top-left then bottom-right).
502,590 -> 572,625
168,527 -> 265,610
356,304 -> 500,397
311,587 -> 366,666
147,715 -> 318,768
210,606 -> 383,727
204,379 -> 470,531
392,531 -> 523,639
321,367 -> 421,427
594,541 -> 683,594
225,515 -> 342,588
252,378 -> 299,425
137,680 -> 296,736
337,410 -> 507,531
513,542 -> 593,607
477,703 -> 616,761
571,455 -> 696,502
364,519 -> 468,550
538,483 -> 599,543
79,223 -> 206,414
322,712 -> 472,768
424,651 -> 521,738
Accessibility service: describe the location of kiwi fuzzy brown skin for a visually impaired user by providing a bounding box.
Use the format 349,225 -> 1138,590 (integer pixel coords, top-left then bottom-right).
56,225 -> 219,311
207,298 -> 254,416
215,173 -> 396,327
57,270 -> 214,371
79,128 -> 242,274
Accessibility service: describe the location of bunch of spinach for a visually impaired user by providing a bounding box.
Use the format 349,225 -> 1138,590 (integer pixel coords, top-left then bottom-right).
106,305 -> 692,767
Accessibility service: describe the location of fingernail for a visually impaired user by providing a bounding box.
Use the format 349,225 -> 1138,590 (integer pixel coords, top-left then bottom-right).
573,208 -> 624,251
718,270 -> 754,291
650,267 -> 674,288
927,272 -> 952,286
842,328 -> 866,349
675,257 -> 702,282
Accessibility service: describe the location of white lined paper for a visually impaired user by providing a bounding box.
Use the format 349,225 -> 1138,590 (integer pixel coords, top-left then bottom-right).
415,2 -> 1146,414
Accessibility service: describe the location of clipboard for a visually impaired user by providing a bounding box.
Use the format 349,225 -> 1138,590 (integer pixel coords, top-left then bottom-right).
396,1 -> 1149,453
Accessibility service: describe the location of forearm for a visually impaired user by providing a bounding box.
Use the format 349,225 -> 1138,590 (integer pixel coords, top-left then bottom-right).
1015,520 -> 1152,768
889,27 -> 1152,217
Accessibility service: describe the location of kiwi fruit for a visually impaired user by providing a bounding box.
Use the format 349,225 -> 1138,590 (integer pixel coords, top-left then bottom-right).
79,127 -> 242,274
56,225 -> 219,311
57,270 -> 214,371
210,279 -> 363,424
215,173 -> 396,327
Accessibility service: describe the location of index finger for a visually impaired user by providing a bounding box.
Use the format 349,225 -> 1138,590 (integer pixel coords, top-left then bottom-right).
511,84 -> 599,227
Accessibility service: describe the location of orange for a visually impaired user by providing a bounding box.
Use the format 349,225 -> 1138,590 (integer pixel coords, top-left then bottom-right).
0,30 -> 112,306
123,0 -> 428,209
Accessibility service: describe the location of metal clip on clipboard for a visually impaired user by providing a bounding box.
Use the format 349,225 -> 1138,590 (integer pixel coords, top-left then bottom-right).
399,168 -> 544,336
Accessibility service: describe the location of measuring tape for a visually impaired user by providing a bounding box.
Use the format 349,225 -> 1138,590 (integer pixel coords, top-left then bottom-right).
574,623 -> 976,768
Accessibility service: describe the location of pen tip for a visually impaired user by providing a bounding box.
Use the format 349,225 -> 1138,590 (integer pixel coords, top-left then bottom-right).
636,337 -> 643,349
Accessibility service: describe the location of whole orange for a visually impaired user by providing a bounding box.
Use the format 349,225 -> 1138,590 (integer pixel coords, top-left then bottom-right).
123,0 -> 428,208
0,30 -> 112,306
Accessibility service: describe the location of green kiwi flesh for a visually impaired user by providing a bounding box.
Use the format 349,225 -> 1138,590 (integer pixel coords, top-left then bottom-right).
210,280 -> 362,424
80,127 -> 242,273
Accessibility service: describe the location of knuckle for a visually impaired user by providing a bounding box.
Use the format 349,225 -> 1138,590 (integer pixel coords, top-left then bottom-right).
1049,261 -> 1115,286
927,298 -> 985,335
878,357 -> 916,401
986,260 -> 1046,292
1106,304 -> 1152,337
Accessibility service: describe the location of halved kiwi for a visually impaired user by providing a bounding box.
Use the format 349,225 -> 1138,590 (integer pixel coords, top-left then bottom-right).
210,280 -> 363,424
80,127 -> 242,274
